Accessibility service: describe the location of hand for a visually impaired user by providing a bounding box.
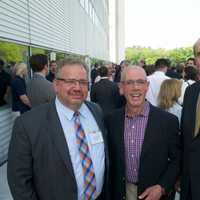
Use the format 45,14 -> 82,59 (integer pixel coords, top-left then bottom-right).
138,185 -> 163,200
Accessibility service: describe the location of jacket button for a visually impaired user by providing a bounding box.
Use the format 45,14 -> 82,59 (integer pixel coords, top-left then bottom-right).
123,196 -> 125,200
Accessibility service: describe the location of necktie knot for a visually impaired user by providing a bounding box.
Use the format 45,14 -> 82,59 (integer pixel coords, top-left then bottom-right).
74,111 -> 80,117
74,111 -> 80,121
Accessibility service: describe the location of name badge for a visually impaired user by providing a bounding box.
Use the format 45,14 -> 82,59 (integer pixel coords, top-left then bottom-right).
89,131 -> 104,145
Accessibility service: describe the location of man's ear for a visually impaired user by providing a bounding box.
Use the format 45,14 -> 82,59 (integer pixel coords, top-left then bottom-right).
146,81 -> 150,89
52,79 -> 58,93
118,82 -> 124,95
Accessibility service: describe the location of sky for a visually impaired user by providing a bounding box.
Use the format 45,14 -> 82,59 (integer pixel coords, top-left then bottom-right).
125,0 -> 200,49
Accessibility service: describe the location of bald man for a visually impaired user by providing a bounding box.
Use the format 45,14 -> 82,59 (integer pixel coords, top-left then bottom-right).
105,66 -> 180,200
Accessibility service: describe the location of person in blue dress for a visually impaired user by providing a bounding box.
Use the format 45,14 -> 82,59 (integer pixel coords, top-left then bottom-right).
11,63 -> 31,114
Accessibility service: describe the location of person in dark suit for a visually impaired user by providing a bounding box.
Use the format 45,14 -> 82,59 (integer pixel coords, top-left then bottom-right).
114,60 -> 129,83
7,58 -> 109,200
90,65 -> 123,116
166,67 -> 181,79
105,65 -> 180,200
46,60 -> 57,82
180,38 -> 200,200
91,63 -> 98,85
27,54 -> 55,108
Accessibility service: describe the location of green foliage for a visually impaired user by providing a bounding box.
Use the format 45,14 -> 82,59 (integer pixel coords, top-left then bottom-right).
90,58 -> 104,66
0,41 -> 27,63
125,46 -> 193,67
56,53 -> 65,60
64,53 -> 84,60
31,48 -> 45,55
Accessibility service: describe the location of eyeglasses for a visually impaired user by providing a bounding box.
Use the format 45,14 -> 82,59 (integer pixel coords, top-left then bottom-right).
57,78 -> 89,87
121,79 -> 147,86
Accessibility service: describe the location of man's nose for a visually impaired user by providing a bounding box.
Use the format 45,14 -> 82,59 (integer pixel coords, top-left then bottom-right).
73,81 -> 82,89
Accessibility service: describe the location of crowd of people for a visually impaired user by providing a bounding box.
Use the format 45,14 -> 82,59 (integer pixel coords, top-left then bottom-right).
0,38 -> 200,200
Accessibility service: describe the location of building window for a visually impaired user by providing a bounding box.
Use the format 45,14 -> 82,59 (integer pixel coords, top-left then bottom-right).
85,0 -> 89,14
80,0 -> 85,8
0,40 -> 28,107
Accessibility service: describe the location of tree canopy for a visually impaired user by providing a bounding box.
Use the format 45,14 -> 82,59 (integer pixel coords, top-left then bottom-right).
125,46 -> 194,67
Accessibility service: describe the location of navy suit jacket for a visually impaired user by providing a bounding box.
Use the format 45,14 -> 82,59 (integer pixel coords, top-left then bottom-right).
105,104 -> 180,200
181,81 -> 200,200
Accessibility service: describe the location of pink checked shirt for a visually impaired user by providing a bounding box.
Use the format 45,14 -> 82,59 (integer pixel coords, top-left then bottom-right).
124,101 -> 150,183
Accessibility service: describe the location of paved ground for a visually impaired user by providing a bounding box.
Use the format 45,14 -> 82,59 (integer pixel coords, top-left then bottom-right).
0,163 -> 12,200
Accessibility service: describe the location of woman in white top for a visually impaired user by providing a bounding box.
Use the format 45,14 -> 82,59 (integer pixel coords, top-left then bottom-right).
157,78 -> 182,123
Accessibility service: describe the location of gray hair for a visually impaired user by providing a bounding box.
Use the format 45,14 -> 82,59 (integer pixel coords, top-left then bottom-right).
55,58 -> 88,79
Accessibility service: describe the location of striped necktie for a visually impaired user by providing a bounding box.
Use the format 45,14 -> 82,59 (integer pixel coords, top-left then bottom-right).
74,111 -> 97,200
194,95 -> 200,137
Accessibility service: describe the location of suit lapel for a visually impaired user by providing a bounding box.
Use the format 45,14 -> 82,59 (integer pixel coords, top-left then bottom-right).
85,101 -> 107,156
85,101 -> 104,133
115,108 -> 126,166
189,83 -> 200,138
85,101 -> 110,185
140,105 -> 156,160
46,101 -> 76,180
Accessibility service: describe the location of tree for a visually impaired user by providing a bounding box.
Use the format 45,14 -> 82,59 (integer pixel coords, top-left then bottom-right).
0,41 -> 27,63
125,46 -> 193,67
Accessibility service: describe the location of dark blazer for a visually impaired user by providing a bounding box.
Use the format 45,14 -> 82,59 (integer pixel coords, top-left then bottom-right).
180,81 -> 200,200
46,71 -> 55,82
27,73 -> 55,108
105,104 -> 180,200
90,78 -> 123,115
7,100 -> 109,200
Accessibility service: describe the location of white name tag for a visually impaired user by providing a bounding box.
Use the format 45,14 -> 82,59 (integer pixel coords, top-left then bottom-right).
89,131 -> 104,144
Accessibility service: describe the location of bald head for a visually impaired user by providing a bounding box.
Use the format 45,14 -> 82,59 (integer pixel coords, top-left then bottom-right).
193,38 -> 200,74
119,65 -> 149,116
193,38 -> 200,57
121,65 -> 147,82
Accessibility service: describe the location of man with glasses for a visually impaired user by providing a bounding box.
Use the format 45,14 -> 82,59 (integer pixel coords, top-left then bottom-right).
8,58 -> 109,200
105,65 -> 180,200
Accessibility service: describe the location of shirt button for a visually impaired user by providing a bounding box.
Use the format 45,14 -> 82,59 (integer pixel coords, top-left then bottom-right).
131,154 -> 134,158
134,169 -> 136,172
131,140 -> 134,143
132,125 -> 134,129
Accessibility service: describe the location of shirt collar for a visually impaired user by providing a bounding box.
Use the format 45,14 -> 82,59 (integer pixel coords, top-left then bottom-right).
154,71 -> 166,76
55,97 -> 87,120
34,72 -> 45,78
125,101 -> 150,118
100,77 -> 108,79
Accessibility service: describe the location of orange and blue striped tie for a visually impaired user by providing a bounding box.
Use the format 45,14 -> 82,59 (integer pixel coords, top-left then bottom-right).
74,111 -> 97,200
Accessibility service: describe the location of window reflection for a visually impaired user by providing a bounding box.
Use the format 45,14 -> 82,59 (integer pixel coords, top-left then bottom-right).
0,41 -> 28,107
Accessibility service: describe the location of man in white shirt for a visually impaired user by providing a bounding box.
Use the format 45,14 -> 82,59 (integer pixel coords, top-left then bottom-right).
146,58 -> 170,106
